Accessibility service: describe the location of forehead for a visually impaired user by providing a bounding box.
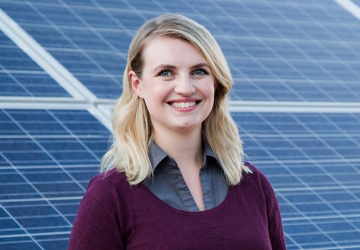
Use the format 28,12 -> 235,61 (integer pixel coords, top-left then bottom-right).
142,36 -> 207,66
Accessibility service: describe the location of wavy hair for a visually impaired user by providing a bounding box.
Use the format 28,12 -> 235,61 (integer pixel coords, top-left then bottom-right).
101,14 -> 250,185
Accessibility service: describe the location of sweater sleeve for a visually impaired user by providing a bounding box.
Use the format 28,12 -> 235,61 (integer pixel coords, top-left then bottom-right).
68,175 -> 125,250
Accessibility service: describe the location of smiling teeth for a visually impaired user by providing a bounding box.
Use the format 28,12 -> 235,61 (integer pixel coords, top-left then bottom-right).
171,102 -> 196,108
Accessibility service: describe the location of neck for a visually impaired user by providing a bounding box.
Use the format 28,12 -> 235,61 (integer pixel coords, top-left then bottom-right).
152,127 -> 203,169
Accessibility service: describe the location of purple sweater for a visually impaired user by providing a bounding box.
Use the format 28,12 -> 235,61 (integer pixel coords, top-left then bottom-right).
68,163 -> 286,249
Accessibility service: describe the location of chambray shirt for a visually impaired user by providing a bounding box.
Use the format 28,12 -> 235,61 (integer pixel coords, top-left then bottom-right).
144,142 -> 228,211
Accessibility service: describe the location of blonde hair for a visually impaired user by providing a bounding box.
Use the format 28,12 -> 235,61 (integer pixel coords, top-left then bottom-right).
102,14 -> 250,185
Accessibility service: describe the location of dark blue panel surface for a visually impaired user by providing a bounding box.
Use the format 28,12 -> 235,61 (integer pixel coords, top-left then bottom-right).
0,31 -> 70,97
0,109 -> 110,249
1,0 -> 360,101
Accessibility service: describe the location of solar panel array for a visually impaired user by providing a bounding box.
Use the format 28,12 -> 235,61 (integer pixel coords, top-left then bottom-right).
1,0 -> 360,249
0,30 -> 70,97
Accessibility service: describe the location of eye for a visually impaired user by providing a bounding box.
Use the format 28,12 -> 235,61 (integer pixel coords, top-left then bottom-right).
193,69 -> 208,76
158,70 -> 172,77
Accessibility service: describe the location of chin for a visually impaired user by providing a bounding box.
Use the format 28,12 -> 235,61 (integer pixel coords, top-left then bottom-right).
174,121 -> 202,131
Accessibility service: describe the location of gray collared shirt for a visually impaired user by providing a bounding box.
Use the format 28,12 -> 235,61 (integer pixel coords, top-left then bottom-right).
144,142 -> 228,211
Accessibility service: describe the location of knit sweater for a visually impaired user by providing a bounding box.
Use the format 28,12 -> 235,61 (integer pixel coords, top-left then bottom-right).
68,163 -> 286,249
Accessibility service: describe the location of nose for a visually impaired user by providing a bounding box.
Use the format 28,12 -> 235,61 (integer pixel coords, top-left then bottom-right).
174,75 -> 196,96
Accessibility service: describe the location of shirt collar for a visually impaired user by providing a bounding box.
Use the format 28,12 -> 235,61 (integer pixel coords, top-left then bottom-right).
149,141 -> 222,170
149,141 -> 168,170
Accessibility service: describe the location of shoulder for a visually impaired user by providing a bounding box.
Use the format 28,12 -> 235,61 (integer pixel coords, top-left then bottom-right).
69,169 -> 129,249
239,162 -> 276,196
88,168 -> 129,190
83,168 -> 133,205
243,162 -> 270,183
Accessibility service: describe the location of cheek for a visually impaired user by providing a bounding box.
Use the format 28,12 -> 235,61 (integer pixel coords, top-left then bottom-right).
141,86 -> 166,109
203,84 -> 216,99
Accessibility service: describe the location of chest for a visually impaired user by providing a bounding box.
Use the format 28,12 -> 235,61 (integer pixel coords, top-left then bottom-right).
123,187 -> 272,250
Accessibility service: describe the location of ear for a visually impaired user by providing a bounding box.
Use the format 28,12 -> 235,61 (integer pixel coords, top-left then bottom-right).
129,71 -> 143,98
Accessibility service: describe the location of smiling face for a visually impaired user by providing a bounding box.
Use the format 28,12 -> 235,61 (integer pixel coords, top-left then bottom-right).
130,36 -> 216,136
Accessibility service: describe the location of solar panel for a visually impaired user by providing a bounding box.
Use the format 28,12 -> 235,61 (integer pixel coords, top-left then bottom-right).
0,30 -> 70,97
1,0 -> 360,101
0,109 -> 110,249
1,0 -> 360,249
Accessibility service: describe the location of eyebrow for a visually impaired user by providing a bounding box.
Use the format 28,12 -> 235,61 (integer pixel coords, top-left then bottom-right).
152,63 -> 211,73
190,63 -> 211,70
152,64 -> 177,73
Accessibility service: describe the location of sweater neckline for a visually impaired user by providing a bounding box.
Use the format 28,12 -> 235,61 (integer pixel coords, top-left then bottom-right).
141,183 -> 236,216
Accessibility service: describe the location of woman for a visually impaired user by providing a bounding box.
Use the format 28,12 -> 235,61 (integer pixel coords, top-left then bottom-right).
68,14 -> 286,249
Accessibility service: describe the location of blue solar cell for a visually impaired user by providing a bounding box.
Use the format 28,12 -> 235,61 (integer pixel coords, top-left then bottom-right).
231,80 -> 272,101
76,75 -> 122,98
4,151 -> 54,166
297,22 -> 339,40
97,30 -> 133,51
130,0 -> 167,12
236,39 -> 278,58
321,41 -> 360,60
320,62 -> 360,81
241,19 -> 280,38
0,242 -> 41,250
0,183 -> 39,199
271,3 -> 311,21
37,240 -> 69,250
60,29 -> 115,50
213,0 -> 254,17
69,8 -> 124,29
0,219 -> 20,232
49,50 -> 104,74
330,231 -> 360,242
0,123 -> 25,136
292,40 -> 335,60
88,52 -> 126,75
17,215 -> 69,228
109,10 -> 146,30
300,4 -> 339,22
289,60 -> 334,81
0,47 -> 43,71
239,122 -> 278,134
287,193 -> 323,203
182,0 -> 219,16
291,233 -> 334,246
6,205 -> 59,217
230,57 -> 276,79
244,2 -> 285,20
284,223 -> 320,234
155,0 -> 198,14
328,24 -> 360,41
0,171 -> 26,184
258,59 -> 305,80
210,16 -> 252,36
268,20 -> 309,39
24,26 -> 76,49
34,4 -> 87,27
0,2 -> 48,25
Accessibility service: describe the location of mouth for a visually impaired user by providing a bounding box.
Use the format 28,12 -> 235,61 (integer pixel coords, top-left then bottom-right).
169,101 -> 200,108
